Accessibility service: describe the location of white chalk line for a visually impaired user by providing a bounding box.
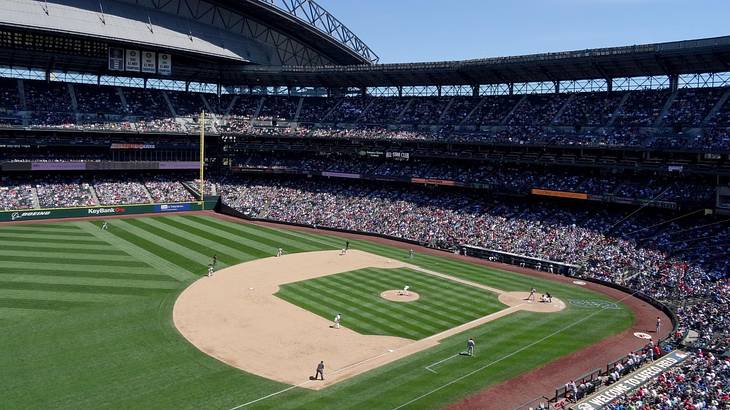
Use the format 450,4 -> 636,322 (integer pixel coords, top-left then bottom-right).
391,291 -> 639,410
227,347 -> 399,409
425,354 -> 460,374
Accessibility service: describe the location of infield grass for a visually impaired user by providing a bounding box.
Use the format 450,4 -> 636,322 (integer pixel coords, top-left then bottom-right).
0,214 -> 633,410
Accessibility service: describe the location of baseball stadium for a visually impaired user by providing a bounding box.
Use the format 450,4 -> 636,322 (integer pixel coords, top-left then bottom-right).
0,1 -> 728,409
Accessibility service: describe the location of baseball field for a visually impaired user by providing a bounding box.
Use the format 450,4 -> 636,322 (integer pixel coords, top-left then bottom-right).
0,213 -> 635,409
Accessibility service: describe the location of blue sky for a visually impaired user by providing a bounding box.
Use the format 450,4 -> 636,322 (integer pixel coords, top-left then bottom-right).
316,0 -> 730,63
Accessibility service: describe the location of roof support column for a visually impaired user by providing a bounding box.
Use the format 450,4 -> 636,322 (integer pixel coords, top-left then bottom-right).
554,81 -> 560,94
472,85 -> 479,97
607,78 -> 613,92
508,83 -> 514,95
361,87 -> 367,97
398,86 -> 403,98
437,86 -> 442,97
669,74 -> 679,92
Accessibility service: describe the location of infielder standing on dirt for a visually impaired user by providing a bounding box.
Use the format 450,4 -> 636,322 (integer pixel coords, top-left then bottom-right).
656,317 -> 661,334
277,248 -> 283,257
467,337 -> 475,356
207,264 -> 214,277
315,361 -> 325,380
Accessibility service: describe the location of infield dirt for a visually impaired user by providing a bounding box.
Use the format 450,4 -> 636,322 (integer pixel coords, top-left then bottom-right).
173,249 -> 564,390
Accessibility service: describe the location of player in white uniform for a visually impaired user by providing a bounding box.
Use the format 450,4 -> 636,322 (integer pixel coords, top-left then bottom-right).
399,285 -> 410,296
526,287 -> 537,302
277,248 -> 283,257
207,264 -> 214,277
333,313 -> 341,329
101,221 -> 108,230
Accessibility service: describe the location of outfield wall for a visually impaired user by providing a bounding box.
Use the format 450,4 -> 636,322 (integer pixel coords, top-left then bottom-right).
0,198 -> 220,222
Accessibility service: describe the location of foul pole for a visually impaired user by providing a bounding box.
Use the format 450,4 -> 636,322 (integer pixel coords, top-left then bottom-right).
199,111 -> 205,210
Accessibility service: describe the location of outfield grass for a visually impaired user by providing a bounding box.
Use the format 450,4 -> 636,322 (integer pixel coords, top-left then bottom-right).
0,215 -> 633,409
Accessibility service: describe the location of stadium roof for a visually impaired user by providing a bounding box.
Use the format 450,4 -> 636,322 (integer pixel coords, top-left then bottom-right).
0,0 -> 376,67
225,36 -> 730,87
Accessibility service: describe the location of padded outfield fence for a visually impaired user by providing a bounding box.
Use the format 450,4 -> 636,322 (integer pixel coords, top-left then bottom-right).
0,197 -> 220,222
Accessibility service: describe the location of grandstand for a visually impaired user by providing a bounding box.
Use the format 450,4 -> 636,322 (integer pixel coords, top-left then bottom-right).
0,1 -> 728,409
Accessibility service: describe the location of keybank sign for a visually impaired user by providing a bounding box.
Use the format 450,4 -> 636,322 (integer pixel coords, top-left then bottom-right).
87,207 -> 126,215
10,211 -> 51,221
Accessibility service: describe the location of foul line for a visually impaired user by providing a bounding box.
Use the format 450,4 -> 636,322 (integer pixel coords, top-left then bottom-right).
228,349 -> 397,409
391,291 -> 639,410
425,354 -> 460,374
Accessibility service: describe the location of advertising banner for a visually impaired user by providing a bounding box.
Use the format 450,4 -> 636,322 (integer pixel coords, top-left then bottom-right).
141,51 -> 156,73
125,49 -> 141,72
321,172 -> 360,179
31,162 -> 86,171
575,351 -> 690,410
0,202 -> 204,222
531,188 -> 589,200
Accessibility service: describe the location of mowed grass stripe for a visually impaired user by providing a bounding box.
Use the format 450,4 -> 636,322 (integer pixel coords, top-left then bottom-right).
0,240 -> 123,253
258,289 -> 386,336
172,215 -> 323,256
277,284 -> 412,337
0,234 -> 99,244
342,270 -> 492,321
152,217 -> 268,261
0,289 -> 144,304
362,268 -> 502,312
287,280 -> 438,337
0,249 -> 140,262
91,221 -> 205,276
0,227 -> 91,236
0,223 -> 83,231
315,273 -> 461,329
323,273 -> 462,328
76,222 -> 196,282
118,219 -> 217,268
0,255 -> 149,268
333,268 -> 489,319
0,297 -> 99,311
0,274 -> 180,290
187,215 -> 312,253
0,281 -> 175,296
0,261 -> 159,275
0,267 -> 176,282
170,216 -> 283,255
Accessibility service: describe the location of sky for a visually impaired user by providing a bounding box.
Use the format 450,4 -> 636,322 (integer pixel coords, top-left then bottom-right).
315,0 -> 730,64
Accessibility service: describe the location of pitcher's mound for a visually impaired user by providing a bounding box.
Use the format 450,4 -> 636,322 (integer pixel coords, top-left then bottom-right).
380,290 -> 420,302
498,291 -> 566,312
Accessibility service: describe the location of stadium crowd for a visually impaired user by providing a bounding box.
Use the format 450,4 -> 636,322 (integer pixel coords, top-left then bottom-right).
1,79 -> 729,149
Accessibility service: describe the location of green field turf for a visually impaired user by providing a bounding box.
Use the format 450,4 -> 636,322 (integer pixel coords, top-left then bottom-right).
277,267 -> 504,339
0,214 -> 634,409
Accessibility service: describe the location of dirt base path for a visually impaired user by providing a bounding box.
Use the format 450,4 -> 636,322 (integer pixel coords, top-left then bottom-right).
173,249 -> 564,391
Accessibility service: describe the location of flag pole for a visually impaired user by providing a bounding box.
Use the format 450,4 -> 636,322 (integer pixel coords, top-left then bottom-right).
199,111 -> 205,210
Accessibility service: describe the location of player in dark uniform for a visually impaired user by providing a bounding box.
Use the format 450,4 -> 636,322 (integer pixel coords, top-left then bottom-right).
315,361 -> 325,380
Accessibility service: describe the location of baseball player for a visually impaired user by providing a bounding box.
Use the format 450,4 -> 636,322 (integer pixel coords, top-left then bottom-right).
526,287 -> 537,302
333,313 -> 341,329
345,241 -> 350,252
277,248 -> 283,257
212,254 -> 217,267
466,337 -> 476,356
101,221 -> 108,230
207,264 -> 214,277
408,249 -> 414,259
399,284 -> 410,296
340,248 -> 346,256
655,317 -> 661,334
314,361 -> 325,380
